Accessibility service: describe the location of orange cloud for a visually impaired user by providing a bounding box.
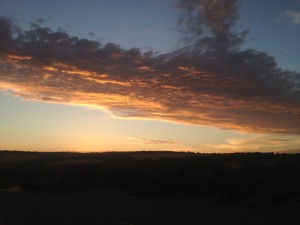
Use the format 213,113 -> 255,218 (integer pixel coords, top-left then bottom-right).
0,3 -> 300,136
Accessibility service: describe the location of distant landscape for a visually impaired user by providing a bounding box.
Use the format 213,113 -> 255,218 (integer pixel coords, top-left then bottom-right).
1,150 -> 300,202
1,150 -> 300,225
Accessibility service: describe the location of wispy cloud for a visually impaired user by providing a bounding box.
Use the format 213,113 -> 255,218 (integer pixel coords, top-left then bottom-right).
207,136 -> 300,152
0,0 -> 300,135
284,10 -> 300,24
128,137 -> 178,145
127,137 -> 195,151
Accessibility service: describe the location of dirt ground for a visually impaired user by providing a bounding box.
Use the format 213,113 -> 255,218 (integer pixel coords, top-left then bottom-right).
0,190 -> 299,225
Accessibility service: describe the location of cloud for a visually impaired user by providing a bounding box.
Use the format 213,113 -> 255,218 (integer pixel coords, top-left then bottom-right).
128,137 -> 178,145
207,136 -> 300,152
127,137 -> 195,151
176,0 -> 248,53
0,0 -> 300,135
284,10 -> 300,24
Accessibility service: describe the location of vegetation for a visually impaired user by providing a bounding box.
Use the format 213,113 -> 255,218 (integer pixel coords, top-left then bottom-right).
1,151 -> 300,203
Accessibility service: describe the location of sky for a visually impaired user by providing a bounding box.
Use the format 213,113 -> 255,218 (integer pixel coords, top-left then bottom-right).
0,0 -> 300,153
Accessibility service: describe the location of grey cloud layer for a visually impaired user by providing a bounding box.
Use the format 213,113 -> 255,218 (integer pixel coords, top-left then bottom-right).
0,0 -> 299,134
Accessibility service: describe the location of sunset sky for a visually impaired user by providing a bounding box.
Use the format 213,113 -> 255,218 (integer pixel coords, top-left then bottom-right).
0,0 -> 299,153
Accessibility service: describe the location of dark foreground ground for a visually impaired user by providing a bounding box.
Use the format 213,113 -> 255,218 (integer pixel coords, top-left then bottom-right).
1,151 -> 300,224
0,189 -> 299,225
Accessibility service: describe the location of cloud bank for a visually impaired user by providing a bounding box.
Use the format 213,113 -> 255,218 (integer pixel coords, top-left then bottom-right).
0,0 -> 300,134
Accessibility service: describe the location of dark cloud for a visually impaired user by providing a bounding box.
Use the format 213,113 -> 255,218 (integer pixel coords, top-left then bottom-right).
0,16 -> 17,52
176,0 -> 248,53
88,32 -> 96,38
0,0 -> 299,134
